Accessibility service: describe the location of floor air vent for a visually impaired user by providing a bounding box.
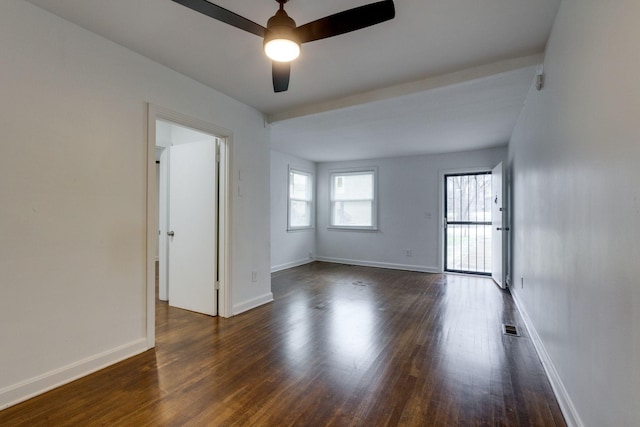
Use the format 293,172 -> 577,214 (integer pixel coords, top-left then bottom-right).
502,324 -> 520,337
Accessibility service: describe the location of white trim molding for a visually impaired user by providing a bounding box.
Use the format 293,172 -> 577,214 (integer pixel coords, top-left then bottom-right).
315,257 -> 439,274
233,293 -> 274,316
271,258 -> 315,273
511,290 -> 584,427
0,339 -> 148,411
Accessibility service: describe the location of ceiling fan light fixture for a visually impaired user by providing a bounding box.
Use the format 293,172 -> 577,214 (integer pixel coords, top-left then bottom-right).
264,5 -> 300,62
171,0 -> 396,92
264,37 -> 300,62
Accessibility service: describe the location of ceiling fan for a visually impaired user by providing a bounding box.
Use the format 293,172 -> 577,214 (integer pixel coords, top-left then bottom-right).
171,0 -> 396,93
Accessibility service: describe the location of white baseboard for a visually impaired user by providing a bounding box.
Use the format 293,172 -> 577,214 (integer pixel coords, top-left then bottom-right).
315,257 -> 439,273
233,292 -> 274,316
271,258 -> 314,273
510,290 -> 584,427
0,338 -> 149,411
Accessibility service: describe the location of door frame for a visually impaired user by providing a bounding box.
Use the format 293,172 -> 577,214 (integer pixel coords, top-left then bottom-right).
146,103 -> 232,348
438,166 -> 495,274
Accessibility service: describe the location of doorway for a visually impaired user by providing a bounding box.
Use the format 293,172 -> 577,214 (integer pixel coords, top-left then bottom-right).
444,172 -> 492,275
146,104 -> 231,347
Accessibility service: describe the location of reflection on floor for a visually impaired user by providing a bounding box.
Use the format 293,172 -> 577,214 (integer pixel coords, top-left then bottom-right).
0,262 -> 565,426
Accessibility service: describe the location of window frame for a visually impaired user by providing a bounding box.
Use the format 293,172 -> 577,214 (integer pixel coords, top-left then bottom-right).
287,166 -> 314,231
328,167 -> 378,231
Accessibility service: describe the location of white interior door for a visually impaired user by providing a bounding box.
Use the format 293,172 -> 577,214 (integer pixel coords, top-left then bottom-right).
491,162 -> 505,288
168,140 -> 217,315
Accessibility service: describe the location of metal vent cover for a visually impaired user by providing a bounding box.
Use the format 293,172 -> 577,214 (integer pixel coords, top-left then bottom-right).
502,324 -> 520,337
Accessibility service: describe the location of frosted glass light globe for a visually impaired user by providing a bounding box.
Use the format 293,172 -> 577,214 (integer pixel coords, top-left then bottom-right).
264,39 -> 300,62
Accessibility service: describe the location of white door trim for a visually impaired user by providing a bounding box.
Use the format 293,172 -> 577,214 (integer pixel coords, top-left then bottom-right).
146,103 -> 233,348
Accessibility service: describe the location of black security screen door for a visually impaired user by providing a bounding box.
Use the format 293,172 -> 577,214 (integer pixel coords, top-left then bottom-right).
444,172 -> 492,275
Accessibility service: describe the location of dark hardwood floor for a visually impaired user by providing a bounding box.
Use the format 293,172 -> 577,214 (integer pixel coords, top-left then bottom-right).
0,262 -> 565,426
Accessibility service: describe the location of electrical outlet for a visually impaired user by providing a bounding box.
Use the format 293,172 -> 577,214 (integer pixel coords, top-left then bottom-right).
308,252 -> 313,259
405,249 -> 412,257
252,271 -> 257,282
521,276 -> 524,288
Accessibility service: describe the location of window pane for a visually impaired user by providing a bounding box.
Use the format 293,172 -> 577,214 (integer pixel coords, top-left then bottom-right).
290,171 -> 310,200
446,174 -> 491,222
333,173 -> 373,200
288,169 -> 313,229
332,201 -> 372,227
290,200 -> 311,227
446,224 -> 492,273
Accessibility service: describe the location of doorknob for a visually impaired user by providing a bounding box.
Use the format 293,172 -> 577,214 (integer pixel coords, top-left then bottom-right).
496,227 -> 510,231
167,231 -> 175,236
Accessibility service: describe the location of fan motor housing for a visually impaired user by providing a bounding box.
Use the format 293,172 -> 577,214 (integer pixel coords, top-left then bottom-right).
265,9 -> 298,43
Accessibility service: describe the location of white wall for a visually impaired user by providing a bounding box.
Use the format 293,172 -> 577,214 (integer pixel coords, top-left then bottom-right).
316,148 -> 506,272
270,150 -> 316,272
0,0 -> 271,409
508,0 -> 640,425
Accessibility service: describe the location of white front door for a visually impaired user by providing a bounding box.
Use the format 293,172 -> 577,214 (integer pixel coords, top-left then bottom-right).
491,162 -> 505,288
168,140 -> 217,315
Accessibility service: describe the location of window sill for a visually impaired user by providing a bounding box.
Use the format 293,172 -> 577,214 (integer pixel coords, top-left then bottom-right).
327,226 -> 379,232
287,227 -> 315,233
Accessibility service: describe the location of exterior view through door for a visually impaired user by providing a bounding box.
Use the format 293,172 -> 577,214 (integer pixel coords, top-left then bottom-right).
444,172 -> 493,275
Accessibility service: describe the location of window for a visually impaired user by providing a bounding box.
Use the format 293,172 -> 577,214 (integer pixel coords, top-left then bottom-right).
288,168 -> 313,230
330,169 -> 377,229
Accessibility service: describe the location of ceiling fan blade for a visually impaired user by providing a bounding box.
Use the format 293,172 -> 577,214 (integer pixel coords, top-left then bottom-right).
272,62 -> 291,93
171,0 -> 265,37
295,0 -> 395,44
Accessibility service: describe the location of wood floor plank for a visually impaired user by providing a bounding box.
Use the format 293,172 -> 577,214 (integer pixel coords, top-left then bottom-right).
0,262 -> 565,426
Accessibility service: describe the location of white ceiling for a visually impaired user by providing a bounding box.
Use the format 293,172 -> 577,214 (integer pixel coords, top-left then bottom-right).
24,0 -> 560,161
272,61 -> 539,162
